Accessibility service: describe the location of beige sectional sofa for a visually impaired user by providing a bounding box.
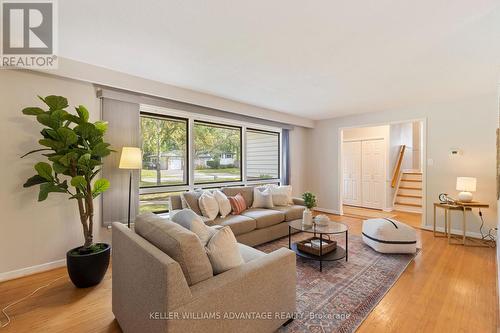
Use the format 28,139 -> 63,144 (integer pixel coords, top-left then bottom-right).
169,186 -> 306,246
112,215 -> 297,333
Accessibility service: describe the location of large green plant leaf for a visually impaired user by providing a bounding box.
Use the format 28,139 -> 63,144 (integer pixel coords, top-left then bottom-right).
75,105 -> 89,122
41,128 -> 59,140
39,95 -> 68,111
39,138 -> 65,150
59,152 -> 79,167
70,176 -> 87,189
22,107 -> 44,116
75,122 -> 98,140
92,142 -> 111,157
92,178 -> 110,198
38,182 -> 67,201
23,175 -> 48,187
94,121 -> 108,134
57,127 -> 78,146
34,162 -> 53,181
52,162 -> 67,174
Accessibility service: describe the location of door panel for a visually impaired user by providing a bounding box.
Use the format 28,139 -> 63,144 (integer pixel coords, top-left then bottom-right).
361,140 -> 385,209
342,141 -> 361,206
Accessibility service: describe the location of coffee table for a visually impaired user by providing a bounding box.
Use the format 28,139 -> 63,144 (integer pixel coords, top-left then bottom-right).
288,219 -> 348,272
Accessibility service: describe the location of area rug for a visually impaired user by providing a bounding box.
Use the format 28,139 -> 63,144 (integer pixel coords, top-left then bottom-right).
255,232 -> 418,333
342,205 -> 396,220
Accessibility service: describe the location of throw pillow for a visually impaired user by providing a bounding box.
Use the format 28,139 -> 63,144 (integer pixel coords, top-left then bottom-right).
198,191 -> 219,220
269,184 -> 293,206
205,226 -> 244,274
228,193 -> 247,215
171,209 -> 216,245
181,190 -> 204,216
213,190 -> 232,218
252,186 -> 274,208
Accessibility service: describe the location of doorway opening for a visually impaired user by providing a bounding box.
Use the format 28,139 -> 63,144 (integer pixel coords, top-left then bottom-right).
340,120 -> 425,222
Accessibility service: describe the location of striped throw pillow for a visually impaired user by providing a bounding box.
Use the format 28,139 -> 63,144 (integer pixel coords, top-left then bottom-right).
228,193 -> 247,215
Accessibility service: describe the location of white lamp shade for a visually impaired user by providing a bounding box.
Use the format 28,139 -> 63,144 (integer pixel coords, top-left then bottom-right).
456,177 -> 476,192
119,147 -> 142,169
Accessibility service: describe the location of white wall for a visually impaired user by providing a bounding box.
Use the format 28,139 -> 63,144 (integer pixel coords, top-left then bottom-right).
310,93 -> 498,233
342,125 -> 389,141
0,69 -> 311,280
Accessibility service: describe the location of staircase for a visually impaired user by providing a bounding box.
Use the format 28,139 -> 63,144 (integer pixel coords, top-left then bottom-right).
394,171 -> 423,213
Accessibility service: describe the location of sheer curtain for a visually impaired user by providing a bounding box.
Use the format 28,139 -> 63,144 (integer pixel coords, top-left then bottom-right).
281,129 -> 291,185
101,98 -> 140,226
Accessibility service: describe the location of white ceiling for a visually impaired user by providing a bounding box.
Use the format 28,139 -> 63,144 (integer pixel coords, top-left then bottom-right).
60,1 -> 500,120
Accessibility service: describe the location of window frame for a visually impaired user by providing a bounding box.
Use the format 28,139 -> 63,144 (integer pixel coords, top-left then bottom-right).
138,104 -> 283,213
139,112 -> 190,189
245,127 -> 281,182
193,120 -> 243,185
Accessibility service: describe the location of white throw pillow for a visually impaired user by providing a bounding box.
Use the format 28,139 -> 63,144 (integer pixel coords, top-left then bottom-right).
269,185 -> 293,206
205,226 -> 244,274
171,209 -> 216,245
252,186 -> 274,208
213,190 -> 232,218
198,191 -> 219,220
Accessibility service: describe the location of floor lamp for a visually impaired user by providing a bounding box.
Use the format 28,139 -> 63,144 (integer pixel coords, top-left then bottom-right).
119,147 -> 142,228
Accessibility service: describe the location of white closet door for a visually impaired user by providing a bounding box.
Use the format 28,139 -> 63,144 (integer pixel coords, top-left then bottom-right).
361,140 -> 385,209
342,141 -> 362,206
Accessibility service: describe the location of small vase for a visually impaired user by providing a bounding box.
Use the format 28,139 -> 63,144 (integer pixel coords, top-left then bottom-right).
303,208 -> 313,227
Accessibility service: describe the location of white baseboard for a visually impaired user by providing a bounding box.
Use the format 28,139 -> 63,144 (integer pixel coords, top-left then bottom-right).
420,225 -> 483,239
314,207 -> 341,215
0,259 -> 66,283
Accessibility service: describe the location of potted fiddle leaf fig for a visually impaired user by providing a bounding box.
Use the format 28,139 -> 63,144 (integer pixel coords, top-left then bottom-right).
21,95 -> 113,288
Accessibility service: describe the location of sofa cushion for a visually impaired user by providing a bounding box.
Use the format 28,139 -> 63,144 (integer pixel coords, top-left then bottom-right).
241,208 -> 285,229
238,243 -> 266,263
272,205 -> 306,221
135,213 -> 213,286
222,186 -> 254,208
181,191 -> 204,216
214,214 -> 256,235
205,226 -> 245,274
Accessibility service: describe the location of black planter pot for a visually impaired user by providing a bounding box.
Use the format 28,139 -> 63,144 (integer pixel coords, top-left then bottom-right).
66,243 -> 111,288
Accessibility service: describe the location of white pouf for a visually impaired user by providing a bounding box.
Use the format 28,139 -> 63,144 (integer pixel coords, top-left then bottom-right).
362,218 -> 417,254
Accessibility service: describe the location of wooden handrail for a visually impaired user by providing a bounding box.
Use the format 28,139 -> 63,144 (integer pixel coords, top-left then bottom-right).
391,145 -> 406,188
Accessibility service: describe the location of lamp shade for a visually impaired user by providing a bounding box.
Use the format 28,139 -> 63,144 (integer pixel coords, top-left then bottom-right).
456,177 -> 476,192
119,147 -> 142,170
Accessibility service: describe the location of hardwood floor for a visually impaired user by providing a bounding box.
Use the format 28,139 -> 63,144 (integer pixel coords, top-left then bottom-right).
0,210 -> 497,333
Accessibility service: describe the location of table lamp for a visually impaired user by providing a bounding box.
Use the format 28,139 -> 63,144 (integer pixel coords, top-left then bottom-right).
456,177 -> 476,202
119,147 -> 142,228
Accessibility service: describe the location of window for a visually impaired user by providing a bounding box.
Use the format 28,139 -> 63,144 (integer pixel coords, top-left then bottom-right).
194,121 -> 242,184
246,129 -> 280,180
140,114 -> 188,187
139,191 -> 184,214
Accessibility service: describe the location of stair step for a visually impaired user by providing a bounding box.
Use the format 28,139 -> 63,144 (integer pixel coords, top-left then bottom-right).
397,194 -> 422,198
400,186 -> 422,190
403,172 -> 422,175
401,179 -> 421,182
395,201 -> 422,207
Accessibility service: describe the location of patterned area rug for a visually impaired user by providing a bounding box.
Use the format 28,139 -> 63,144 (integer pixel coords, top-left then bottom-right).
255,232 -> 418,333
